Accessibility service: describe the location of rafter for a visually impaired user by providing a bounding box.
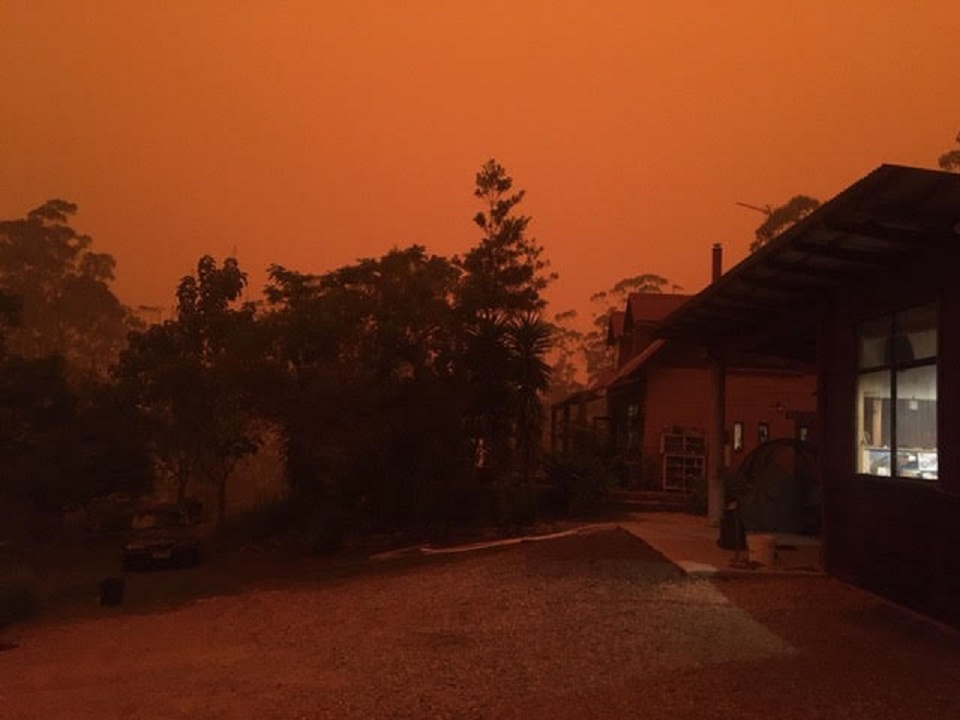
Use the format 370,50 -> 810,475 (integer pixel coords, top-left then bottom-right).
790,240 -> 902,266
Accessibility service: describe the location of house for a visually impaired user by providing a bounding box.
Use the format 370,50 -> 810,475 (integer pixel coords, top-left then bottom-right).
657,164 -> 960,625
552,252 -> 817,517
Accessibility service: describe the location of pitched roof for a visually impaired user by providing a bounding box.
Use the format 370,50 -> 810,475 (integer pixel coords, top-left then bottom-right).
605,339 -> 667,388
625,292 -> 691,327
657,165 -> 960,361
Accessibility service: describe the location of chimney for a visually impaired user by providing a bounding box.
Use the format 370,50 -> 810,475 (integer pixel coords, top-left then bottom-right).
711,243 -> 723,283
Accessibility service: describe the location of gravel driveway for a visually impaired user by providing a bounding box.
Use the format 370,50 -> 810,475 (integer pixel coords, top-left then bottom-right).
2,527 -> 959,719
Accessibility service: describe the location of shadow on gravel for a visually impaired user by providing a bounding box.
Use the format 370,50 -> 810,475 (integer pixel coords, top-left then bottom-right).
23,525 -> 686,629
521,527 -> 685,584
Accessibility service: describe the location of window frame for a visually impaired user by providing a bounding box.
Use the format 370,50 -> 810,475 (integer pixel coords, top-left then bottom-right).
855,302 -> 939,482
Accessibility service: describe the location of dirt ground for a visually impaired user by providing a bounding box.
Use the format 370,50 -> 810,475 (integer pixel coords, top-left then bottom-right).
3,527 -> 960,719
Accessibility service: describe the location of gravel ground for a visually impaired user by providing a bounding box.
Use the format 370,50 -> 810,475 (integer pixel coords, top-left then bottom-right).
2,526 -> 960,719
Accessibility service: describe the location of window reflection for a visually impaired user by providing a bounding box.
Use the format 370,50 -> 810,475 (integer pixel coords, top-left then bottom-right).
855,305 -> 937,481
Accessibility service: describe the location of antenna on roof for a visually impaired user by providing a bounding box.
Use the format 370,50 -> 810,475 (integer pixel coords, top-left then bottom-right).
735,201 -> 772,216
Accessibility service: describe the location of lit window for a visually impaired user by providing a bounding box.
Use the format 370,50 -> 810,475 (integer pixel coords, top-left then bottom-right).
856,304 -> 938,480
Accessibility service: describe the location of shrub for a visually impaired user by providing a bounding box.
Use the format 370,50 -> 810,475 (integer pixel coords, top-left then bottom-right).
222,498 -> 295,546
495,482 -> 539,530
546,452 -> 615,516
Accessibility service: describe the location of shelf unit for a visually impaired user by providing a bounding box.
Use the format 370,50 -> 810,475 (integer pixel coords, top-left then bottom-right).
661,431 -> 706,492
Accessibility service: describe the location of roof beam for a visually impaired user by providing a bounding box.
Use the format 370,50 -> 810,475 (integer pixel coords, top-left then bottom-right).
825,216 -> 960,247
739,271 -> 842,292
758,256 -> 862,281
789,240 -> 901,266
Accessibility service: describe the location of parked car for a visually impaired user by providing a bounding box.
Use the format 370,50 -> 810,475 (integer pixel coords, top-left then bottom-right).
121,505 -> 201,571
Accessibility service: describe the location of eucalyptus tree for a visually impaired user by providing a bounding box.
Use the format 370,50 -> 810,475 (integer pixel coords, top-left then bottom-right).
0,200 -> 130,378
582,273 -> 670,384
748,196 -> 821,252
940,131 -> 960,172
0,205 -> 150,519
546,309 -> 586,403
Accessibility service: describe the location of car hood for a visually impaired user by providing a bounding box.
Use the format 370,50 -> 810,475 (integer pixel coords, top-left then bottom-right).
124,528 -> 198,548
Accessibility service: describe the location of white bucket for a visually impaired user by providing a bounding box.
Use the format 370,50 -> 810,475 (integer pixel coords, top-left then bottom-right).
746,533 -> 777,566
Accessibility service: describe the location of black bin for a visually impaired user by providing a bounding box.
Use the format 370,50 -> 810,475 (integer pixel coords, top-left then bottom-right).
99,577 -> 125,607
717,508 -> 746,550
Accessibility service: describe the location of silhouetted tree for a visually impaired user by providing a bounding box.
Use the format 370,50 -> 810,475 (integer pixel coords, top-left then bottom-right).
749,196 -> 820,252
0,200 -> 130,378
0,221 -> 150,526
939,131 -> 960,172
262,247 -> 472,534
250,163 -> 557,537
505,312 -> 553,483
546,309 -> 586,403
118,256 -> 262,528
453,160 -> 556,480
456,159 -> 555,317
584,274 -> 669,384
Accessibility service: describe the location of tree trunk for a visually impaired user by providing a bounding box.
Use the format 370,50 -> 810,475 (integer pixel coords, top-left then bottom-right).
176,456 -> 190,505
216,475 -> 228,531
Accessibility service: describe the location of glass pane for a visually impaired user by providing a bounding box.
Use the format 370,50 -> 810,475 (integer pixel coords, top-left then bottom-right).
858,316 -> 891,369
896,364 -> 937,479
895,304 -> 937,363
857,370 -> 891,475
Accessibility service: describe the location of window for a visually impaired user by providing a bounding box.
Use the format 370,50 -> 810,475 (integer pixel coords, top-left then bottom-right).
732,421 -> 744,451
856,304 -> 938,480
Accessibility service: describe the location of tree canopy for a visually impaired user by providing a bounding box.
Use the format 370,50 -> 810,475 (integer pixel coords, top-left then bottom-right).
5,162 -> 558,543
939,131 -> 960,172
456,159 -> 555,317
0,199 -> 129,377
117,256 -> 263,526
749,195 -> 821,252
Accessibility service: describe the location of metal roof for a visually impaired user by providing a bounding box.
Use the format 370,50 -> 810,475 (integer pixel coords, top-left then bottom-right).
657,165 -> 960,361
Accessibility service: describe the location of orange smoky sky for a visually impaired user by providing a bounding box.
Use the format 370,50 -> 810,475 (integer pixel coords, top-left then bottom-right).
2,1 -> 959,325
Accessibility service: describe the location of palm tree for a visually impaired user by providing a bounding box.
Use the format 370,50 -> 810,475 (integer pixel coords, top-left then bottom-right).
505,312 -> 552,483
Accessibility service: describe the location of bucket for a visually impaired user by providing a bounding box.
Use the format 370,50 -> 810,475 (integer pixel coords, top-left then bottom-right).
746,534 -> 777,566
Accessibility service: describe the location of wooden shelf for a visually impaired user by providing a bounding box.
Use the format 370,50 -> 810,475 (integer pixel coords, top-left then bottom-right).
661,432 -> 705,492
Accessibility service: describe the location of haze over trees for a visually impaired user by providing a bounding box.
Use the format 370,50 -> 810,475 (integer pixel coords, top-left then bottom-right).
0,160 -> 558,545
547,273 -> 671,394
116,256 -> 265,529
0,203 -> 151,535
0,200 -> 131,378
255,161 -> 555,539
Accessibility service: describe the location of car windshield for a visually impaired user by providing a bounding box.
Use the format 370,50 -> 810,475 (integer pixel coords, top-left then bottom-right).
132,509 -> 187,530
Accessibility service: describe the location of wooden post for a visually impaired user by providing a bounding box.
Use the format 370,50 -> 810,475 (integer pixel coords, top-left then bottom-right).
707,242 -> 726,526
708,352 -> 727,526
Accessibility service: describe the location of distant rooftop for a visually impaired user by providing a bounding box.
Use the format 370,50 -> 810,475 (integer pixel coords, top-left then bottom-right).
625,292 -> 692,327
